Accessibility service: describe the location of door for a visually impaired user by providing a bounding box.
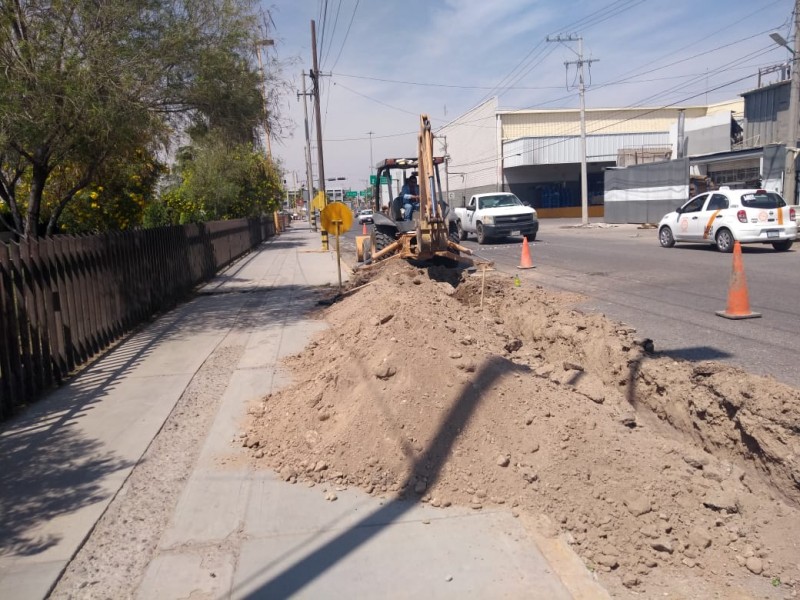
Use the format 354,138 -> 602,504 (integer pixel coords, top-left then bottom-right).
698,193 -> 729,241
675,194 -> 708,241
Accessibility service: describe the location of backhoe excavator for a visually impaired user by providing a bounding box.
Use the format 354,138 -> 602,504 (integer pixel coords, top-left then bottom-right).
363,115 -> 470,264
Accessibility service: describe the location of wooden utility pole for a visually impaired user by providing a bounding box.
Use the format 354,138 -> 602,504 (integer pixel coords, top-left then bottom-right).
310,20 -> 328,250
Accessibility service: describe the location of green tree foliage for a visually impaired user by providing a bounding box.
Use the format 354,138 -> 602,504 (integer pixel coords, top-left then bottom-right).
162,134 -> 283,224
0,0 -> 268,238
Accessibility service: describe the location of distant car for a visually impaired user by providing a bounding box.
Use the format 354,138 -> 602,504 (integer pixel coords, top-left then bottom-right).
357,209 -> 374,224
658,188 -> 797,252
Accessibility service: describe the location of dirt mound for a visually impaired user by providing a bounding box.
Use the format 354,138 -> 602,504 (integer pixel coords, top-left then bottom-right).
242,260 -> 800,598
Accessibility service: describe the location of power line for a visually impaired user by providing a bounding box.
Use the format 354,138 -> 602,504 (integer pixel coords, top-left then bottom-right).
330,0 -> 360,71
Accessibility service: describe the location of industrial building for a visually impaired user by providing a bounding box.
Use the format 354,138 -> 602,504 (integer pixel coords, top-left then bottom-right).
438,94 -> 773,219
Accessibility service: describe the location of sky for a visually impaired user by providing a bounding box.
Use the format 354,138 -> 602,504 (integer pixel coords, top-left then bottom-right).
263,0 -> 796,193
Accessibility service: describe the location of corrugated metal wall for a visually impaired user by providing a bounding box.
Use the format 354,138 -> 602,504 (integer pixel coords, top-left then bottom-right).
604,159 -> 689,223
504,132 -> 670,166
500,107 -> 707,140
743,82 -> 790,147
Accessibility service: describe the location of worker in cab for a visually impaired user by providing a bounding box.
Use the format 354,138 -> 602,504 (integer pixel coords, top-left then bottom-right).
402,175 -> 420,221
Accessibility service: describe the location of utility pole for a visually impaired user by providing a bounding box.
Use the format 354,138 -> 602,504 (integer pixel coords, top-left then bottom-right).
255,38 -> 275,160
310,20 -> 328,250
547,35 -> 598,226
366,131 -> 374,172
786,4 -> 800,205
299,72 -> 317,231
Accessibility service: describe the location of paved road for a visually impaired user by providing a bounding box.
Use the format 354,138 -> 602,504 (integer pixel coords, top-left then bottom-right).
344,219 -> 800,387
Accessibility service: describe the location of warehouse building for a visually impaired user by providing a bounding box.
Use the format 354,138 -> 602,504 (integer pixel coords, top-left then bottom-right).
439,97 -> 743,218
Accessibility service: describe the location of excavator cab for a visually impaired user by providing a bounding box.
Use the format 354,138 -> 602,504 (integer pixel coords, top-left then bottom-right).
364,115 -> 467,263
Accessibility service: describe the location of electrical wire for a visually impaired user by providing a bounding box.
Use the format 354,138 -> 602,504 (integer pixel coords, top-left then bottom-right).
330,0 -> 360,72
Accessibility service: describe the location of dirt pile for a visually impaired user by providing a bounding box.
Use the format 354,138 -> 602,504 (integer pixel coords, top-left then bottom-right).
242,259 -> 800,599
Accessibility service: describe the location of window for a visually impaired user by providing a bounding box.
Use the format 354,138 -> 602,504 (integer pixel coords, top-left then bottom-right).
682,194 -> 707,213
706,194 -> 729,211
741,192 -> 785,209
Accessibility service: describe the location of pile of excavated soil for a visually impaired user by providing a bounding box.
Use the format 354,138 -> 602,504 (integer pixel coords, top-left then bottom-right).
242,259 -> 800,599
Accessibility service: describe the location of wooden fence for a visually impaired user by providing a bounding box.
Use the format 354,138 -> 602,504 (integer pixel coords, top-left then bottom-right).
0,217 -> 280,419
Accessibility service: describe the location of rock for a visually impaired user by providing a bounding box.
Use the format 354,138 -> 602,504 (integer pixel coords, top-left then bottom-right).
635,338 -> 655,353
534,364 -> 555,378
703,489 -> 739,513
650,540 -> 674,554
639,525 -> 659,539
596,554 -> 619,568
504,339 -> 523,353
497,455 -> 510,467
692,362 -> 725,377
374,364 -> 397,379
280,466 -> 297,481
624,494 -> 652,517
325,492 -> 338,502
314,461 -> 328,472
414,480 -> 427,494
622,574 -> 640,588
243,437 -> 259,448
689,527 -> 712,549
318,412 -> 331,422
619,412 -> 637,428
445,575 -> 453,582
379,314 -> 394,325
683,453 -> 710,469
456,361 -> 477,373
563,361 -> 584,371
308,392 -> 323,408
745,557 -> 763,575
449,351 -> 463,359
702,467 -> 724,483
254,449 -> 265,459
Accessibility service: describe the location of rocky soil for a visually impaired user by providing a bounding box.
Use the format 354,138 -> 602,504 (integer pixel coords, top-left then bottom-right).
243,258 -> 800,599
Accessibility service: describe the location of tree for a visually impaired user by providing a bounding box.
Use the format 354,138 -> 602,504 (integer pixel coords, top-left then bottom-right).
0,0 -> 267,238
161,133 -> 283,223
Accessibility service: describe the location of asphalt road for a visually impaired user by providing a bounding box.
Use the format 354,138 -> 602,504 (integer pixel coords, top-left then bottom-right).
338,218 -> 800,387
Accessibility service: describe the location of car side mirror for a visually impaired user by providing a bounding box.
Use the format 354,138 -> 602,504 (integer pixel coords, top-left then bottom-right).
676,207 -> 683,214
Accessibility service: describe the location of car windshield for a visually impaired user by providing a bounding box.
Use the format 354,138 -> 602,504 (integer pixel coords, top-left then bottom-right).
478,195 -> 523,209
740,192 -> 785,209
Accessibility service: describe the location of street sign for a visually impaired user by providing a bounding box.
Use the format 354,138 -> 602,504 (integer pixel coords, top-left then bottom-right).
369,175 -> 389,185
345,191 -> 358,198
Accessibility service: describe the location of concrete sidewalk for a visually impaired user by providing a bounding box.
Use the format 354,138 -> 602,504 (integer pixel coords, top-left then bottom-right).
0,223 -> 607,599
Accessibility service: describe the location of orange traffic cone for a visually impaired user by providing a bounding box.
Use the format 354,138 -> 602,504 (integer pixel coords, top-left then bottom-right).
362,222 -> 368,235
518,237 -> 534,269
716,241 -> 761,319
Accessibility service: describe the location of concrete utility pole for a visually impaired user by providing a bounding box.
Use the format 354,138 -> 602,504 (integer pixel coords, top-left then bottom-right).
547,35 -> 598,226
786,4 -> 800,205
310,20 -> 328,249
298,72 -> 317,231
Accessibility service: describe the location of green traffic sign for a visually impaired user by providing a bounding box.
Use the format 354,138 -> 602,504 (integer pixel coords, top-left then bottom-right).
345,191 -> 357,198
369,175 -> 390,185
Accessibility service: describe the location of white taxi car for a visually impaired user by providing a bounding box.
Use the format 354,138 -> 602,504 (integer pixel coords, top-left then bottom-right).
658,188 -> 797,252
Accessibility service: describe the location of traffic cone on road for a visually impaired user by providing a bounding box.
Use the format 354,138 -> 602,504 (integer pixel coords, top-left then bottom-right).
517,237 -> 534,269
362,222 -> 368,235
716,241 -> 761,319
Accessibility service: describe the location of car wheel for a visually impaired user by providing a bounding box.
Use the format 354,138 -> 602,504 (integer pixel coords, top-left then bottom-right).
772,240 -> 793,252
457,221 -> 467,241
476,222 -> 487,245
524,232 -> 536,242
658,226 -> 675,248
715,228 -> 735,253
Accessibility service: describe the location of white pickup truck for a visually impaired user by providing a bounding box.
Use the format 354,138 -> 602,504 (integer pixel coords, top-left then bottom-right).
452,192 -> 538,244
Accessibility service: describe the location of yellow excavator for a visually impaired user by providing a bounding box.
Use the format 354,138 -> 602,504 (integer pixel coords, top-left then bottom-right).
360,115 -> 471,264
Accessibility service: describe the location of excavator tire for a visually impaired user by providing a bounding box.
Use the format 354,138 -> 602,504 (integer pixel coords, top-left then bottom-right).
373,226 -> 396,253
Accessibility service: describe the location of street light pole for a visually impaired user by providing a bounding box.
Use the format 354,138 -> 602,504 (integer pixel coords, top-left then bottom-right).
367,131 -> 374,172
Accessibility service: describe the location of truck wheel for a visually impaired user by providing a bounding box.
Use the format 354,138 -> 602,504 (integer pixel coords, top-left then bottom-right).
524,232 -> 536,242
457,221 -> 467,241
476,222 -> 487,245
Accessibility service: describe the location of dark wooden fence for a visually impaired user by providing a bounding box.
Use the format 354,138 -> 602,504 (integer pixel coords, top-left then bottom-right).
0,217 -> 281,419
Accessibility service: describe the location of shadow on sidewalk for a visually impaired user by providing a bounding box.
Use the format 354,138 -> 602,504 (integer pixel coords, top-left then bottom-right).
236,354 -> 529,598
0,274 -> 323,559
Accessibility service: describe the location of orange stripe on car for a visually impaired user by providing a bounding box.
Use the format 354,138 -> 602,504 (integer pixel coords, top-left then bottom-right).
778,206 -> 784,225
703,209 -> 722,239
